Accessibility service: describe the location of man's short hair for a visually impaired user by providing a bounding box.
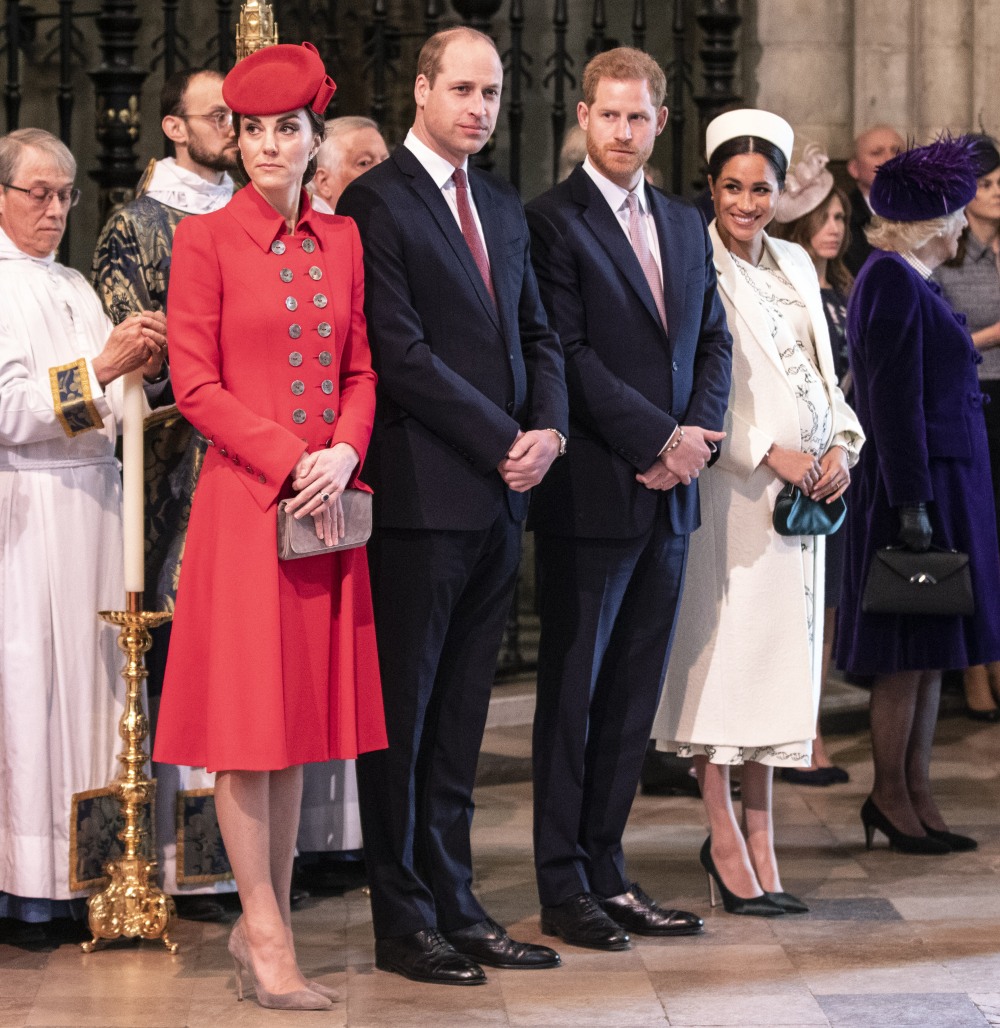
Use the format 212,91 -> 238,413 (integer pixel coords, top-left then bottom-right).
416,27 -> 498,87
160,68 -> 222,121
582,47 -> 666,109
315,116 -> 382,172
0,128 -> 75,185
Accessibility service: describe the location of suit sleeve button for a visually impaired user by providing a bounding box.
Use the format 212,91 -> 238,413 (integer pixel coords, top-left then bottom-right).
506,402 -> 514,414
258,474 -> 267,484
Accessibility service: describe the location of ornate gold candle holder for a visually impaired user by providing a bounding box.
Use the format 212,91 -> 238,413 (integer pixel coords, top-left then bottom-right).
81,594 -> 177,953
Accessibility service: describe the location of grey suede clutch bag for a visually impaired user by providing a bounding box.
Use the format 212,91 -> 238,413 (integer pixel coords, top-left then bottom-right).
276,488 -> 372,560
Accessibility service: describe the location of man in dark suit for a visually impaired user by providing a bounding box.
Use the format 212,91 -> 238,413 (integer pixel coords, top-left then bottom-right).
525,47 -> 732,950
338,27 -> 568,985
844,123 -> 904,275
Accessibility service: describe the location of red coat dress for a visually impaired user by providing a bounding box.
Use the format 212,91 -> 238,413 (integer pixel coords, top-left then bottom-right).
153,185 -> 386,772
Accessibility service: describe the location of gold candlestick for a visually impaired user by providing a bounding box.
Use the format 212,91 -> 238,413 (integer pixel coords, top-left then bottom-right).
81,594 -> 176,953
236,0 -> 279,60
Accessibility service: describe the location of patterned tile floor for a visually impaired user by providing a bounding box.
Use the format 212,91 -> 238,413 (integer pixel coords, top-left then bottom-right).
2,704 -> 999,1027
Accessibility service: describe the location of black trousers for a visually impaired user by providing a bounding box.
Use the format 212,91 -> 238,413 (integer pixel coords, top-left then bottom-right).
532,514 -> 688,907
357,511 -> 521,939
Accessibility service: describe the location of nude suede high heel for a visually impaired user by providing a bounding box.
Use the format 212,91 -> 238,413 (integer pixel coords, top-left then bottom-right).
228,919 -> 332,1010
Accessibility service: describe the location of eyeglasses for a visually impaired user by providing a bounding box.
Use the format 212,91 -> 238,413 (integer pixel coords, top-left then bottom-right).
180,110 -> 234,131
2,182 -> 81,207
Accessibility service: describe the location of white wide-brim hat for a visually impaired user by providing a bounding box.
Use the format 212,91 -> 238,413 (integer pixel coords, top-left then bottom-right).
705,109 -> 794,166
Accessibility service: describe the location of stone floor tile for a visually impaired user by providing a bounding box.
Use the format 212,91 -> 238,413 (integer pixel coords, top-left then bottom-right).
345,965 -> 509,1027
502,968 -> 667,1027
817,992 -> 989,1026
969,994 -> 1000,1026
659,988 -> 829,1025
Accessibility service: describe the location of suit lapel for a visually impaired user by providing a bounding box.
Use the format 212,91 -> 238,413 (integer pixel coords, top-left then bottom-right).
648,188 -> 682,341
574,168 -> 666,337
395,148 -> 501,331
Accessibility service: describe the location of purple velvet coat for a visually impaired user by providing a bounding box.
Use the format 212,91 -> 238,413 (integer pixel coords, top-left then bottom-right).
836,251 -> 1000,674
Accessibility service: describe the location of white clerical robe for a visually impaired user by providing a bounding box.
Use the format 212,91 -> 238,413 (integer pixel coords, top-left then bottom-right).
0,228 -> 126,902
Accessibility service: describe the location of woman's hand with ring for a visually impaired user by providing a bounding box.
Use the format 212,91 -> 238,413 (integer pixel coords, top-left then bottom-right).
810,446 -> 851,503
285,442 -> 360,519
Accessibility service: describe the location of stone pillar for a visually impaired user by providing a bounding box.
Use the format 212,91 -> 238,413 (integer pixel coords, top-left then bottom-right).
853,0 -> 915,139
914,0 -> 972,140
972,0 -> 1000,138
754,0 -> 852,156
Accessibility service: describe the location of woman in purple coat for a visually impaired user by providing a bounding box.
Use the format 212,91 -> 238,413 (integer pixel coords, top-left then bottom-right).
837,137 -> 1000,854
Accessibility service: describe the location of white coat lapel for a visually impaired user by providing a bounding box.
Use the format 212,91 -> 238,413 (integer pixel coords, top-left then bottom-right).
709,220 -> 789,387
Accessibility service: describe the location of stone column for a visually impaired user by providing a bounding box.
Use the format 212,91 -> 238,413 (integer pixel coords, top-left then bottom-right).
754,0 -> 852,156
914,0 -> 972,139
972,0 -> 1000,138
852,0 -> 915,138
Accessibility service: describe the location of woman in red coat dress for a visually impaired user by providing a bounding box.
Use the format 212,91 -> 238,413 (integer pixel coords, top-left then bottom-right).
153,43 -> 386,1010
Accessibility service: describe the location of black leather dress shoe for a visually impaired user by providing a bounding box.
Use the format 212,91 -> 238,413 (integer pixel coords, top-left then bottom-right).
444,918 -> 561,969
599,882 -> 704,936
375,928 -> 487,985
540,893 -> 631,951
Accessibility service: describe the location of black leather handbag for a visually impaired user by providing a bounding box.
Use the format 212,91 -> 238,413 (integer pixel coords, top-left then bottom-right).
772,483 -> 846,537
861,545 -> 974,616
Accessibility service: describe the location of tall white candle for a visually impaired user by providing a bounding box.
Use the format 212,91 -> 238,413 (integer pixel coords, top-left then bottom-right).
122,369 -> 145,595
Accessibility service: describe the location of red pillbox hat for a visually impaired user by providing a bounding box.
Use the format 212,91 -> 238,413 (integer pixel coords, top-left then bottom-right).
223,42 -> 336,116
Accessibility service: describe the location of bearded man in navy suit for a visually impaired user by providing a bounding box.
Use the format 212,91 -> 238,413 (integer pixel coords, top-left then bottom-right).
525,47 -> 732,950
338,27 -> 568,985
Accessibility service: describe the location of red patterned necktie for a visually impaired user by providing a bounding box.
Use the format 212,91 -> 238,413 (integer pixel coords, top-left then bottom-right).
625,191 -> 668,332
452,167 -> 496,307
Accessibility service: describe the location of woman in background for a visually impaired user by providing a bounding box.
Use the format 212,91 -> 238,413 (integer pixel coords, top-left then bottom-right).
932,134 -> 1000,722
772,145 -> 856,786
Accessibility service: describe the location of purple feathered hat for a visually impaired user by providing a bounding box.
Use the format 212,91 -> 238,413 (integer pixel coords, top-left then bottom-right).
869,135 -> 978,222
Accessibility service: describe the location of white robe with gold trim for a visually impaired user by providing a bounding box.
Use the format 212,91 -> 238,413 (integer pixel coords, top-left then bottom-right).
0,228 -> 126,901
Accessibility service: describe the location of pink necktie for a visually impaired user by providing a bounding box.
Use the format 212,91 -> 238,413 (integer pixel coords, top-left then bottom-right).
625,191 -> 667,332
452,168 -> 496,307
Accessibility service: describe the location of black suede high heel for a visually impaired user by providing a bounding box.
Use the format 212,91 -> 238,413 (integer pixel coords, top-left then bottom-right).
920,821 -> 977,852
699,838 -> 784,917
860,797 -> 949,855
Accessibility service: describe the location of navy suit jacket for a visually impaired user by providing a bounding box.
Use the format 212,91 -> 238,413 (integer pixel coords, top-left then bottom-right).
525,165 -> 732,538
338,146 -> 568,531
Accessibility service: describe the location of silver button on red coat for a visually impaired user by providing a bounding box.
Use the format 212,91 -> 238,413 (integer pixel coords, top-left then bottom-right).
318,351 -> 333,367
322,409 -> 335,424
291,380 -> 305,395
280,268 -> 293,283
309,266 -> 323,281
321,380 -> 334,395
285,296 -> 298,312
289,324 -> 302,339
302,238 -> 316,253
292,409 -> 307,424
317,322 -> 332,338
270,240 -> 286,255
289,351 -> 303,366
313,293 -> 328,309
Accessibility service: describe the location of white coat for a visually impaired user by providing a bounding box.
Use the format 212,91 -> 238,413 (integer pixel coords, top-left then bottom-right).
653,224 -> 863,750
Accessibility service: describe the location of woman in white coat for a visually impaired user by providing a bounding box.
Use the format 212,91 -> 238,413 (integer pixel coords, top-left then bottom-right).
653,111 -> 863,915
